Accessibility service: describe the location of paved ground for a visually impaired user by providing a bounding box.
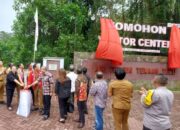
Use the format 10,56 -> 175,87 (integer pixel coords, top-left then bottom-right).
0,92 -> 179,130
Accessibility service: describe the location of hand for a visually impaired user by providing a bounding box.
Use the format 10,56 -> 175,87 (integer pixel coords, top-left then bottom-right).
20,83 -> 24,87
22,83 -> 25,86
50,92 -> 53,96
139,87 -> 147,95
24,85 -> 30,89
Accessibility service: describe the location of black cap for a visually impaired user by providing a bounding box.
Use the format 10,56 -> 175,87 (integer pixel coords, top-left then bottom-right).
77,66 -> 83,74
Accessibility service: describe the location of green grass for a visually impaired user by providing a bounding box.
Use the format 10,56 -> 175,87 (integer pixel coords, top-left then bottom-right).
132,80 -> 180,91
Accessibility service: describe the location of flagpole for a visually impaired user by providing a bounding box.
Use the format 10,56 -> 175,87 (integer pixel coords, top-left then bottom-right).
33,48 -> 36,63
33,8 -> 38,63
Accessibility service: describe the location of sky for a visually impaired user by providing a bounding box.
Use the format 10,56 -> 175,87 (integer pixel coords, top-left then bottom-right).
0,0 -> 16,33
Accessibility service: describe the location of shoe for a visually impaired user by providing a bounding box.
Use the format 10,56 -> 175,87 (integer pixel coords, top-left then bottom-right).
0,101 -> 5,104
39,109 -> 44,115
77,123 -> 84,128
64,115 -> 67,120
59,118 -> 65,123
39,108 -> 43,112
31,106 -> 38,111
42,115 -> 49,120
40,111 -> 45,115
7,107 -> 13,111
74,119 -> 80,123
84,111 -> 88,114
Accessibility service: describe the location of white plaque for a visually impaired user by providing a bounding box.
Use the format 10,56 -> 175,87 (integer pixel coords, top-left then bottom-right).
48,64 -> 57,70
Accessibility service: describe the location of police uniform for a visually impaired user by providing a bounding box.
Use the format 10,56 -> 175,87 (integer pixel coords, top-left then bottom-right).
0,67 -> 6,103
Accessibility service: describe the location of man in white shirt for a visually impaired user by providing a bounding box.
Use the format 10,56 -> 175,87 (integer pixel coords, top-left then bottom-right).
67,65 -> 78,113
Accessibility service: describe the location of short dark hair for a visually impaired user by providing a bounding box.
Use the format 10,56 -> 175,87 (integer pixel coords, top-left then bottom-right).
77,66 -> 82,74
8,63 -> 14,68
18,63 -> 23,68
33,63 -> 37,69
27,63 -> 31,68
96,71 -> 103,79
155,73 -> 168,86
114,68 -> 126,80
82,67 -> 87,74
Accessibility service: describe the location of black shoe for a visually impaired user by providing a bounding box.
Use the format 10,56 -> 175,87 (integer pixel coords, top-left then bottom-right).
64,115 -> 67,120
74,119 -> 80,123
84,111 -> 88,114
0,101 -> 5,104
42,115 -> 49,120
31,106 -> 38,111
40,111 -> 45,115
77,123 -> 84,128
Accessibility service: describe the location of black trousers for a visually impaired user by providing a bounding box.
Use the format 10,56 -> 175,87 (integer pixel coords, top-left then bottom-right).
29,87 -> 35,105
58,97 -> 68,119
6,87 -> 15,107
67,92 -> 74,113
143,125 -> 170,130
43,95 -> 51,116
77,101 -> 86,124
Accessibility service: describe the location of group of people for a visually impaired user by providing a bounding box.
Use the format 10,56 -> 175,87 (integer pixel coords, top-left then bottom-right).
0,60 -> 174,130
0,61 -> 54,120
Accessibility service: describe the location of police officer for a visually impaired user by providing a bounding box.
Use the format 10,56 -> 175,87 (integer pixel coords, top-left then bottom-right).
0,61 -> 6,104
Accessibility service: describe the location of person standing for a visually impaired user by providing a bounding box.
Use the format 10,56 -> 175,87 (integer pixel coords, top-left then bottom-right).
0,61 -> 6,104
67,64 -> 77,113
27,63 -> 35,108
108,68 -> 133,130
33,64 -> 43,112
90,71 -> 108,130
82,67 -> 91,114
75,67 -> 87,128
6,66 -> 24,111
140,74 -> 174,130
27,66 -> 54,120
55,69 -> 71,123
16,63 -> 24,103
6,63 -> 13,74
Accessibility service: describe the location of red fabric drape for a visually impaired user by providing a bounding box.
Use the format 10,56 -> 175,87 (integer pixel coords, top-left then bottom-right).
168,25 -> 180,69
95,18 -> 123,66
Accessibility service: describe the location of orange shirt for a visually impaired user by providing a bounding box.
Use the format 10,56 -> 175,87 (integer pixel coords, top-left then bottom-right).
78,82 -> 87,101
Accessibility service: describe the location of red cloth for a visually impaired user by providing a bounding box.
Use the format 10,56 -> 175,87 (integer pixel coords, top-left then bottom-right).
27,70 -> 34,85
95,18 -> 123,66
168,25 -> 180,69
27,70 -> 42,89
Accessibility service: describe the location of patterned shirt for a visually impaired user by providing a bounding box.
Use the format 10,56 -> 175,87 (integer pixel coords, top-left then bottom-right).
90,79 -> 108,108
39,71 -> 54,95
